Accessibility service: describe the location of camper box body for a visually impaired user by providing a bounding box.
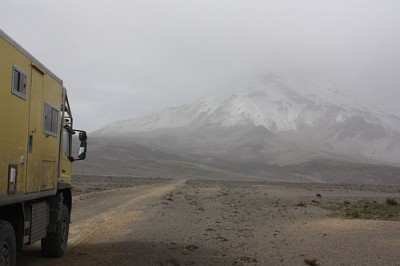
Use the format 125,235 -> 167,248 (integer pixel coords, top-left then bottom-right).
0,30 -> 72,202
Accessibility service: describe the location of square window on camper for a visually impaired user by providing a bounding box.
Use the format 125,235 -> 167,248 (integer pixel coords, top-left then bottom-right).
44,103 -> 59,136
12,66 -> 27,99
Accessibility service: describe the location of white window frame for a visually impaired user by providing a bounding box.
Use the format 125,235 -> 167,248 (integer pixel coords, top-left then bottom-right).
11,65 -> 28,100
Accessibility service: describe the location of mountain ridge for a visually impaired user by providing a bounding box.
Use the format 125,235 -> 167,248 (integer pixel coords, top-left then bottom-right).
95,73 -> 400,166
97,73 -> 400,134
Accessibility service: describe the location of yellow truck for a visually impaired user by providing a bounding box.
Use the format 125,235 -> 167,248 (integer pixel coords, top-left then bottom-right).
0,29 -> 87,265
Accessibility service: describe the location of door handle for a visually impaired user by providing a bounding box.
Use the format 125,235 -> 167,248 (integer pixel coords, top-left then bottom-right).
29,135 -> 33,153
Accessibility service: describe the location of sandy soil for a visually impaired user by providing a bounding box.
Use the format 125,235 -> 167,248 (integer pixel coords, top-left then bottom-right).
17,177 -> 400,266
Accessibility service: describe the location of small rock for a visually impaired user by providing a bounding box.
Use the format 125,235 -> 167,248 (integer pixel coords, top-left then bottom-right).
185,244 -> 199,252
304,257 -> 317,266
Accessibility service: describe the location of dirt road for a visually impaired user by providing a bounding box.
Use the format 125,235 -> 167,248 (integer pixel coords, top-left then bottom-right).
17,178 -> 186,265
17,178 -> 400,266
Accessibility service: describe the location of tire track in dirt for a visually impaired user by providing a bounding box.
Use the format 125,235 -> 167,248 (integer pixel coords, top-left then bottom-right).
68,178 -> 187,248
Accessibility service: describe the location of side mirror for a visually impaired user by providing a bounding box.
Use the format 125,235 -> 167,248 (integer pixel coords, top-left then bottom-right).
79,132 -> 87,142
72,130 -> 87,162
78,140 -> 87,160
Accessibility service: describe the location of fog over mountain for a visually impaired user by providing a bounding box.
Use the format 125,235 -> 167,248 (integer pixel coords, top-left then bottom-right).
95,74 -> 400,167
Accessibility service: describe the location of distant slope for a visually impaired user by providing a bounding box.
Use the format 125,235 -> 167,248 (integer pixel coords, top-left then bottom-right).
76,136 -> 400,184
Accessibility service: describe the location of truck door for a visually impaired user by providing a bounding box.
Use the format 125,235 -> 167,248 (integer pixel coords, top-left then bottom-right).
26,68 -> 44,193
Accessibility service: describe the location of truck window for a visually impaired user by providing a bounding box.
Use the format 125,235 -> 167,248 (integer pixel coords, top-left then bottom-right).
12,66 -> 27,99
44,103 -> 59,135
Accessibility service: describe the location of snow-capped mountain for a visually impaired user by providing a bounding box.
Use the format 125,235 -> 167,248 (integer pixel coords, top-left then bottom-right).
98,73 -> 400,136
96,74 -> 400,166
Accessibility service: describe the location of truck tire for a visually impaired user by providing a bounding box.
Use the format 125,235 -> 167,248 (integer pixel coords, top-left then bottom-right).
0,220 -> 16,266
41,204 -> 70,258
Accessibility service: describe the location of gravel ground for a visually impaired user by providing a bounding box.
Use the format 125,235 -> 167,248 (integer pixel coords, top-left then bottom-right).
18,176 -> 400,266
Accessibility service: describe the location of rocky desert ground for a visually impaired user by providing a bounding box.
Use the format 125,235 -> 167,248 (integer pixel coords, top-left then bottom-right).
17,174 -> 400,266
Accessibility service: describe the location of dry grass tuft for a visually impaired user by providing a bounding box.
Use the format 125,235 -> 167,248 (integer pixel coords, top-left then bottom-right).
386,198 -> 398,206
317,199 -> 400,220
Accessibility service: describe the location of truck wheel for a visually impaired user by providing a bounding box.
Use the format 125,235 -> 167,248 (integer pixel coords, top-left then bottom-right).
41,204 -> 70,258
0,220 -> 16,266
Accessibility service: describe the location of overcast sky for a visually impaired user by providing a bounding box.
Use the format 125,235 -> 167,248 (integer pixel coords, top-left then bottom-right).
1,0 -> 400,132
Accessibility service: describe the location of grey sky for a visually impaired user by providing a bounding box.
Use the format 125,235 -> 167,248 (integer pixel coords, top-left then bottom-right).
1,0 -> 400,132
